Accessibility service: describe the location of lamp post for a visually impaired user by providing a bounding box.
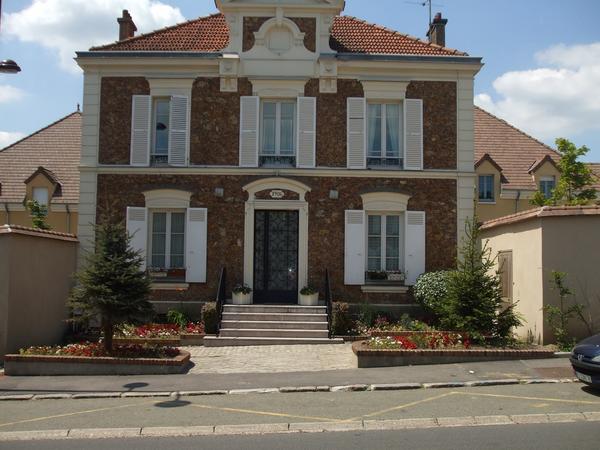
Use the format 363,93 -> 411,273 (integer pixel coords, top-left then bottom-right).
0,0 -> 21,74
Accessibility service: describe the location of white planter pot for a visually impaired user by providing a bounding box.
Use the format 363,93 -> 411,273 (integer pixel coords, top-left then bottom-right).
299,293 -> 319,306
232,292 -> 252,305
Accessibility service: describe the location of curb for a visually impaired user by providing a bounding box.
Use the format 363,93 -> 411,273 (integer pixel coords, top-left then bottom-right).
0,377 -> 579,401
0,410 -> 597,441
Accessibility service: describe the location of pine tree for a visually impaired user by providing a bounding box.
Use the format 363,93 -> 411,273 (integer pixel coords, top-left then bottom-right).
441,215 -> 522,343
68,219 -> 153,353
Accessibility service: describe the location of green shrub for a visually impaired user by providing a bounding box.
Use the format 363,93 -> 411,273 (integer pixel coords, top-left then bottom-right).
331,302 -> 354,336
413,271 -> 453,317
202,302 -> 218,334
357,301 -> 377,327
166,309 -> 189,328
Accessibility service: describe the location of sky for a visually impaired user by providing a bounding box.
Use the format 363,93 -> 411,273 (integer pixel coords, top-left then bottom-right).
1,0 -> 599,160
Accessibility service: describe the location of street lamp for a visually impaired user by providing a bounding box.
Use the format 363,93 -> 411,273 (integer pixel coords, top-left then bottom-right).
0,0 -> 21,74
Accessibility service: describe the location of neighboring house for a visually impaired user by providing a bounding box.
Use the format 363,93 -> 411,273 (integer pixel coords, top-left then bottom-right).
474,107 -> 561,222
0,112 -> 81,233
480,206 -> 600,344
588,164 -> 600,192
75,0 -> 481,317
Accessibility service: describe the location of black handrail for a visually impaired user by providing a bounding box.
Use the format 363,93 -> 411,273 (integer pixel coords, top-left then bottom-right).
216,267 -> 226,336
325,269 -> 333,338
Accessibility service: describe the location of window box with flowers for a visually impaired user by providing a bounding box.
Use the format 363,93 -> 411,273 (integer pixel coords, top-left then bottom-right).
365,270 -> 406,284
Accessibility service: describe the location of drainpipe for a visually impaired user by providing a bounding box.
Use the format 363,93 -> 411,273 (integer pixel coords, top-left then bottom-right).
66,204 -> 71,234
3,203 -> 9,225
515,190 -> 521,213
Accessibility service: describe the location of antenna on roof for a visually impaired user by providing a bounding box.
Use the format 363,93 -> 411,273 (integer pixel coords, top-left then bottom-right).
76,103 -> 80,112
405,0 -> 444,26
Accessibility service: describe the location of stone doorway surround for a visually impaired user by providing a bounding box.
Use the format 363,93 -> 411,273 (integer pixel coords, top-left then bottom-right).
243,177 -> 310,304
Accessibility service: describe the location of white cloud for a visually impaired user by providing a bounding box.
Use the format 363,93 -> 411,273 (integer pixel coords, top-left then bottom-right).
3,0 -> 186,73
0,131 -> 26,149
0,85 -> 26,104
475,42 -> 600,141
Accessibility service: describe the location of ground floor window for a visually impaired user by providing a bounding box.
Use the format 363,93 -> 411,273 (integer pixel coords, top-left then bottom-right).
150,210 -> 185,269
367,214 -> 403,273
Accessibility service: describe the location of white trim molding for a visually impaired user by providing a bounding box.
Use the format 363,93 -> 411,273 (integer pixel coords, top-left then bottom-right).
143,189 -> 192,209
361,81 -> 409,100
360,192 -> 411,212
251,79 -> 308,98
243,177 -> 311,201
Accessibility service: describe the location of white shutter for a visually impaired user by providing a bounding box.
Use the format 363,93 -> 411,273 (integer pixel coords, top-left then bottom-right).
296,97 -> 316,168
239,96 -> 259,167
126,207 -> 148,271
404,99 -> 423,170
168,95 -> 189,167
130,95 -> 152,166
347,97 -> 366,169
405,211 -> 426,285
344,210 -> 366,285
185,208 -> 207,283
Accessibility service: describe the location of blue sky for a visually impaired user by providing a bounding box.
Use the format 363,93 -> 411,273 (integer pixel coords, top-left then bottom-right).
1,0 -> 599,160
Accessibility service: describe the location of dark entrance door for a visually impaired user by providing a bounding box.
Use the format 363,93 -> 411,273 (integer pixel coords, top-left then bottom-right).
253,210 -> 299,304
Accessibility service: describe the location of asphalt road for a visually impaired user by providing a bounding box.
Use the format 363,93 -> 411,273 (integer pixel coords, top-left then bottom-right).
2,422 -> 600,450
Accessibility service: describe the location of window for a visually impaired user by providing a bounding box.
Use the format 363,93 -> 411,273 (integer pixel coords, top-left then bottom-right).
478,175 -> 495,202
150,211 -> 185,269
367,214 -> 403,272
367,103 -> 403,168
260,100 -> 296,166
540,176 -> 556,199
498,251 -> 513,303
32,187 -> 49,206
151,98 -> 170,165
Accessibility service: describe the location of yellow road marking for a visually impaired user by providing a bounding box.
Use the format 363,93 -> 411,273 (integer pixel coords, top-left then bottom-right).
452,391 -> 600,405
0,400 -> 154,428
190,403 -> 339,423
347,392 -> 457,421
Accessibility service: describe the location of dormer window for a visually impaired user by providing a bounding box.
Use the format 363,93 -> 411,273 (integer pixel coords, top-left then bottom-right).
540,176 -> 556,199
32,187 -> 49,206
478,175 -> 495,202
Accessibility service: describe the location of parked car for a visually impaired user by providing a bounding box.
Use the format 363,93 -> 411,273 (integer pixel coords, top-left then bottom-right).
570,334 -> 600,387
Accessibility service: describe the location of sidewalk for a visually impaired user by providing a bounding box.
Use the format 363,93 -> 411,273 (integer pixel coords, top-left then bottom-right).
0,356 -> 573,397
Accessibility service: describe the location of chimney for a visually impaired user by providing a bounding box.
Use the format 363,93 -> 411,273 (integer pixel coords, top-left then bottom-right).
117,10 -> 137,41
427,12 -> 448,47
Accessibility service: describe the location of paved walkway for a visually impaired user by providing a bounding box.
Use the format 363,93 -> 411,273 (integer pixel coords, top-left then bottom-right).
185,344 -> 356,374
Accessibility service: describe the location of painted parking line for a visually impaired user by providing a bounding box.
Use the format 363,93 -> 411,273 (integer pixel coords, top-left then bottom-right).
190,403 -> 340,423
451,391 -> 600,406
347,392 -> 456,421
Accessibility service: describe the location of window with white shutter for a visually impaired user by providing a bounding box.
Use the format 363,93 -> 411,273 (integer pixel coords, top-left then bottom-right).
347,97 -> 366,169
168,95 -> 189,167
259,100 -> 296,167
126,207 -> 148,270
240,96 -> 260,167
296,96 -> 316,168
185,208 -> 208,283
130,95 -> 152,166
404,99 -> 423,170
367,103 -> 404,169
405,211 -> 426,285
344,210 -> 366,285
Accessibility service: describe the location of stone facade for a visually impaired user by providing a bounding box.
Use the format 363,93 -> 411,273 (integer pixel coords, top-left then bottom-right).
243,17 -> 317,52
96,174 -> 456,304
99,77 -> 150,165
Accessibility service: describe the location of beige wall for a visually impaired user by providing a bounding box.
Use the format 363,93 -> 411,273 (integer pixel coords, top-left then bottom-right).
0,228 -> 78,359
481,219 -> 545,343
0,209 -> 78,234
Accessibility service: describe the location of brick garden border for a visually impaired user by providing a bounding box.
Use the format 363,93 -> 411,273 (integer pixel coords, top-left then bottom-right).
113,334 -> 205,346
3,351 -> 191,376
352,341 -> 556,368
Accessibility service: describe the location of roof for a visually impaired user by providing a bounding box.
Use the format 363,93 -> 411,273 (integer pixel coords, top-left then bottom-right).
588,163 -> 600,190
480,205 -> 600,231
474,106 -> 560,190
0,224 -> 78,242
90,13 -> 467,56
0,112 -> 81,205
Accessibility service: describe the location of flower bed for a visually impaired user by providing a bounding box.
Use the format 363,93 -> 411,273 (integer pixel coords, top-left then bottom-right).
4,343 -> 190,376
368,332 -> 471,350
114,323 -> 205,346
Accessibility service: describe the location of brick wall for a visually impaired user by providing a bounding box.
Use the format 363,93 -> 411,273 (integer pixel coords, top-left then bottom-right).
96,174 -> 456,304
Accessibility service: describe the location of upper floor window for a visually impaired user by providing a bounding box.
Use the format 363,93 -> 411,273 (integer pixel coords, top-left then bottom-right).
150,210 -> 185,269
478,175 -> 495,202
367,103 -> 403,169
151,98 -> 170,165
32,187 -> 49,206
260,100 -> 296,167
540,176 -> 556,199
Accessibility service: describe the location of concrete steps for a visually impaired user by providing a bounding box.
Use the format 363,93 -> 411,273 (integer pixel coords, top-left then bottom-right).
204,304 -> 343,347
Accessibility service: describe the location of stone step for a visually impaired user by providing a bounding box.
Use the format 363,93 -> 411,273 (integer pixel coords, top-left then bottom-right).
219,328 -> 330,339
222,312 -> 327,323
221,320 -> 328,330
223,305 -> 326,315
203,336 -> 344,347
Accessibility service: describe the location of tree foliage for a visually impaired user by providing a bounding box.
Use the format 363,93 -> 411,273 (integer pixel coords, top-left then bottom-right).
26,200 -> 51,230
532,138 -> 597,206
68,219 -> 152,353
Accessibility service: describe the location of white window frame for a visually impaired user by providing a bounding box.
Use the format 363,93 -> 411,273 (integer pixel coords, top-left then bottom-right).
367,102 -> 403,168
151,97 -> 171,165
32,187 -> 49,206
540,176 -> 556,199
478,174 -> 495,203
366,213 -> 404,273
148,209 -> 186,270
260,100 -> 297,166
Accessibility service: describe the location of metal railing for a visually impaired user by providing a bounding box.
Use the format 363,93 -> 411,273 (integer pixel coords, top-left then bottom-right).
216,267 -> 226,336
325,269 -> 333,338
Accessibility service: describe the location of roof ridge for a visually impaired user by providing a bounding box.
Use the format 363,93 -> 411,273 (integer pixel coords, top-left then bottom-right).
335,14 -> 467,56
474,105 -> 560,157
0,111 -> 81,153
90,13 -> 225,51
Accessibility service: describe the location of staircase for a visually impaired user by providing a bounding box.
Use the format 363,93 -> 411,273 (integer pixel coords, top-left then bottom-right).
203,304 -> 344,347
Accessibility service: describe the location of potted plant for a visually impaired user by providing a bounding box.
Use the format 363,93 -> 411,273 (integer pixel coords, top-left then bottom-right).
299,286 -> 319,306
232,284 -> 252,305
